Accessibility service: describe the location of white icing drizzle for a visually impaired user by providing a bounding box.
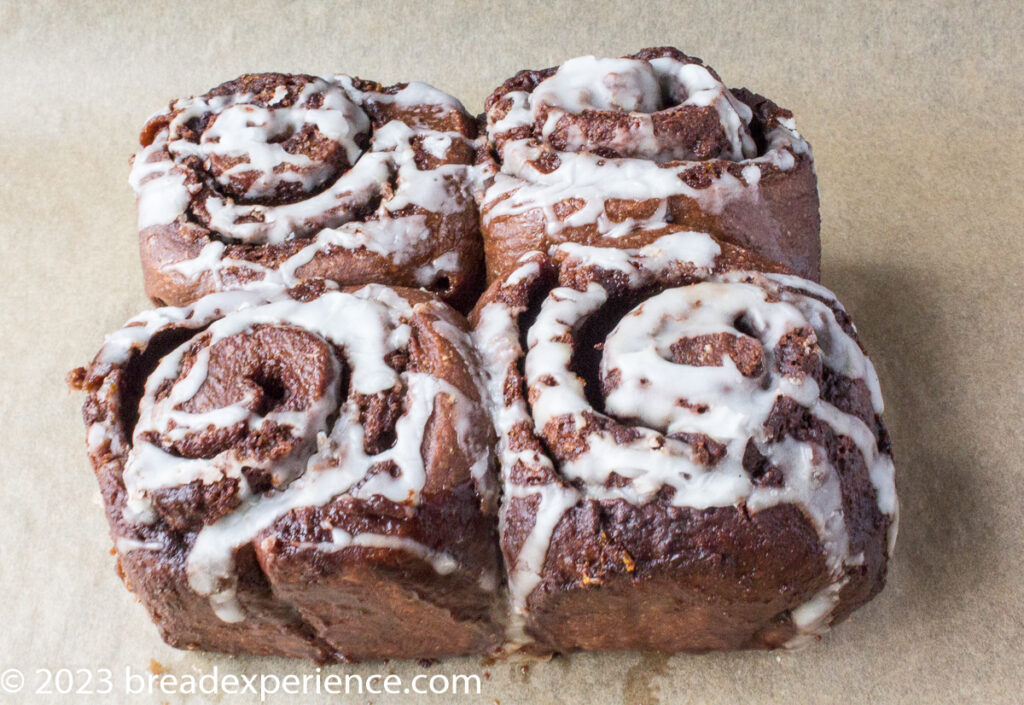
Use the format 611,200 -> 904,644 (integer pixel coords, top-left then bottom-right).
556,230 -> 722,283
130,74 -> 480,293
187,370 -> 473,621
786,579 -> 848,648
197,80 -> 368,201
530,55 -> 755,161
352,80 -> 468,114
290,528 -> 460,576
167,212 -> 446,293
129,153 -> 194,230
473,233 -> 897,648
122,289 -> 398,521
472,277 -> 580,638
90,283 -> 491,622
414,250 -> 461,286
114,536 -> 165,553
482,52 -> 810,240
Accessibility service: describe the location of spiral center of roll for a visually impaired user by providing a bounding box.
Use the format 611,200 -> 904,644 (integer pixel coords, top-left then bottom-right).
196,77 -> 370,203
144,325 -> 338,463
600,284 -> 800,440
527,55 -> 756,162
533,57 -> 664,115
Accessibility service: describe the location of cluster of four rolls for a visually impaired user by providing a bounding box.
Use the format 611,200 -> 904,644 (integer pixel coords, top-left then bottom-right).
72,47 -> 896,662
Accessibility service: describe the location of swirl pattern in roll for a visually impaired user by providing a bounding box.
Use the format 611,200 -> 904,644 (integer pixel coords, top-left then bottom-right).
70,280 -> 501,661
470,231 -> 896,652
480,47 -> 821,282
131,73 -> 484,310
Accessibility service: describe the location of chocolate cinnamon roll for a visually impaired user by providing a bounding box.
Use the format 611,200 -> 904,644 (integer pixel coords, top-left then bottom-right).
480,47 -> 821,282
70,281 -> 501,661
470,232 -> 896,652
131,73 -> 483,310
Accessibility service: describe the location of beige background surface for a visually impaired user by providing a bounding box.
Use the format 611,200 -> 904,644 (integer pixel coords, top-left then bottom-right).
1,1 -> 1022,703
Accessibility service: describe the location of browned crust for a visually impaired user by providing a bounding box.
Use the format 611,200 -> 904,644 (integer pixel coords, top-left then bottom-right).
71,283 -> 502,662
136,74 -> 485,313
470,238 -> 890,653
479,47 -> 821,283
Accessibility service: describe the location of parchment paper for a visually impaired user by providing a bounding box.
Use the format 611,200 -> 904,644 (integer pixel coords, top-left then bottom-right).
1,1 -> 1022,703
